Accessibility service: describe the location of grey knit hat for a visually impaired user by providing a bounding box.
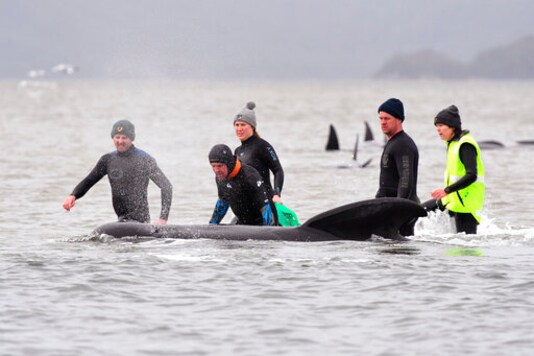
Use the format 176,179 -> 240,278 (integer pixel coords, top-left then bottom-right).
434,105 -> 462,130
233,102 -> 257,129
111,119 -> 135,140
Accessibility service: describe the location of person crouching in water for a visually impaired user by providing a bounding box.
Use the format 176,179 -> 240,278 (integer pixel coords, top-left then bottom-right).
424,105 -> 485,234
208,144 -> 278,226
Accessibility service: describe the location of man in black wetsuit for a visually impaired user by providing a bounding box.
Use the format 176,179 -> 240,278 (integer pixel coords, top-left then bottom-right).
376,98 -> 420,236
208,144 -> 277,226
62,120 -> 173,224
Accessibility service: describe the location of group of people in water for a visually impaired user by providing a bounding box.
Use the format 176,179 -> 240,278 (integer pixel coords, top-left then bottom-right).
62,98 -> 485,236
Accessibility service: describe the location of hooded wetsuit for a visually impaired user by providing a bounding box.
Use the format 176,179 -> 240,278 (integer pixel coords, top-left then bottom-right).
209,160 -> 276,226
234,135 -> 284,198
70,145 -> 173,223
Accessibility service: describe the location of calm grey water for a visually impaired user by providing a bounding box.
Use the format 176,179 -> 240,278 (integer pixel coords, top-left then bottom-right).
1,80 -> 534,355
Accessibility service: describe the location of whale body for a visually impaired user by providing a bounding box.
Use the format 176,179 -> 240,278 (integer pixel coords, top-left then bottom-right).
93,198 -> 427,242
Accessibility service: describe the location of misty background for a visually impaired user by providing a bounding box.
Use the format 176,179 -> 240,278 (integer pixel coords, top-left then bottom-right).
1,0 -> 533,80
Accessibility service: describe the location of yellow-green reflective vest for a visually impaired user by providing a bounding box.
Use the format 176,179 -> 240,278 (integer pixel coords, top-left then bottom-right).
441,133 -> 485,222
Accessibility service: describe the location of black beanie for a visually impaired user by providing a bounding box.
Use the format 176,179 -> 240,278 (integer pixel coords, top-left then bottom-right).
111,120 -> 136,140
434,105 -> 462,130
208,144 -> 236,173
378,98 -> 405,122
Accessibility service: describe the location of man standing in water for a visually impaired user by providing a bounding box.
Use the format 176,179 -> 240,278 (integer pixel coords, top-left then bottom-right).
62,120 -> 173,224
376,98 -> 420,236
208,144 -> 277,226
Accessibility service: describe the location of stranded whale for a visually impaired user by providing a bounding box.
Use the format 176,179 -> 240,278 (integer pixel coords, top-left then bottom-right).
94,198 -> 427,242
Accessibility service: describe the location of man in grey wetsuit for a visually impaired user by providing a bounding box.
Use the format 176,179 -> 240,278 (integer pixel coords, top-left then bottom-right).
62,120 -> 173,224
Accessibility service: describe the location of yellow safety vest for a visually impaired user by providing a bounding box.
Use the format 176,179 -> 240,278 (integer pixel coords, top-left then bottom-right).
441,133 -> 485,222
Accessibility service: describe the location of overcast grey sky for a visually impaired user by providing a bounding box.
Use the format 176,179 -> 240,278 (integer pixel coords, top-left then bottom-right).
1,0 -> 532,80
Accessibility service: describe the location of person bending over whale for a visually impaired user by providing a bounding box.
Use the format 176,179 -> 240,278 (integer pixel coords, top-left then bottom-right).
62,120 -> 173,224
208,144 -> 277,226
233,102 -> 285,204
376,98 -> 420,236
423,105 -> 485,234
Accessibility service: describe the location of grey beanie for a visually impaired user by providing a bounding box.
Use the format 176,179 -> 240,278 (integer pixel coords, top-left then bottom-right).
434,105 -> 462,131
111,119 -> 135,140
233,102 -> 257,129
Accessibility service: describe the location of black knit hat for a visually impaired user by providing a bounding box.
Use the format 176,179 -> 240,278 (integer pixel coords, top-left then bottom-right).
111,120 -> 135,140
434,105 -> 462,130
378,98 -> 405,122
208,144 -> 236,173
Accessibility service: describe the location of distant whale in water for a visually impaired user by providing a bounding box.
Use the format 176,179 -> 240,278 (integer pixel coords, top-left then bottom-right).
325,124 -> 340,150
94,198 -> 427,242
325,123 -> 373,168
478,140 -> 505,150
325,121 -> 375,151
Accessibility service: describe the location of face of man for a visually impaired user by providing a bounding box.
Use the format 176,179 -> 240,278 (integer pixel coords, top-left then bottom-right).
113,134 -> 133,153
435,123 -> 455,142
234,121 -> 254,141
211,162 -> 229,180
378,111 -> 402,139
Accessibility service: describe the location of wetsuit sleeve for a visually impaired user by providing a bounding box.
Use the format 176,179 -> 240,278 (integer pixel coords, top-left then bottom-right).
148,158 -> 173,221
71,155 -> 108,199
209,199 -> 229,224
392,146 -> 418,200
262,144 -> 284,196
444,143 -> 478,194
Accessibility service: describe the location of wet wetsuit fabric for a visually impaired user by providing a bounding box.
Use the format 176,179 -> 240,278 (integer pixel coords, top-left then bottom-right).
376,131 -> 419,201
209,162 -> 277,226
71,145 -> 172,223
234,135 -> 284,198
376,130 -> 419,236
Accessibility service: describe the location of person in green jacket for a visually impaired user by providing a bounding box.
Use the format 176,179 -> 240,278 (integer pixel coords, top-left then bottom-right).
423,105 -> 485,234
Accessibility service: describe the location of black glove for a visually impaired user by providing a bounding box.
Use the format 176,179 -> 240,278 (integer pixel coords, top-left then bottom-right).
421,199 -> 439,212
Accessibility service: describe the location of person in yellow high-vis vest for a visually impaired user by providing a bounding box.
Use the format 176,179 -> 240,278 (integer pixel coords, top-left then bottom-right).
422,105 -> 485,234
